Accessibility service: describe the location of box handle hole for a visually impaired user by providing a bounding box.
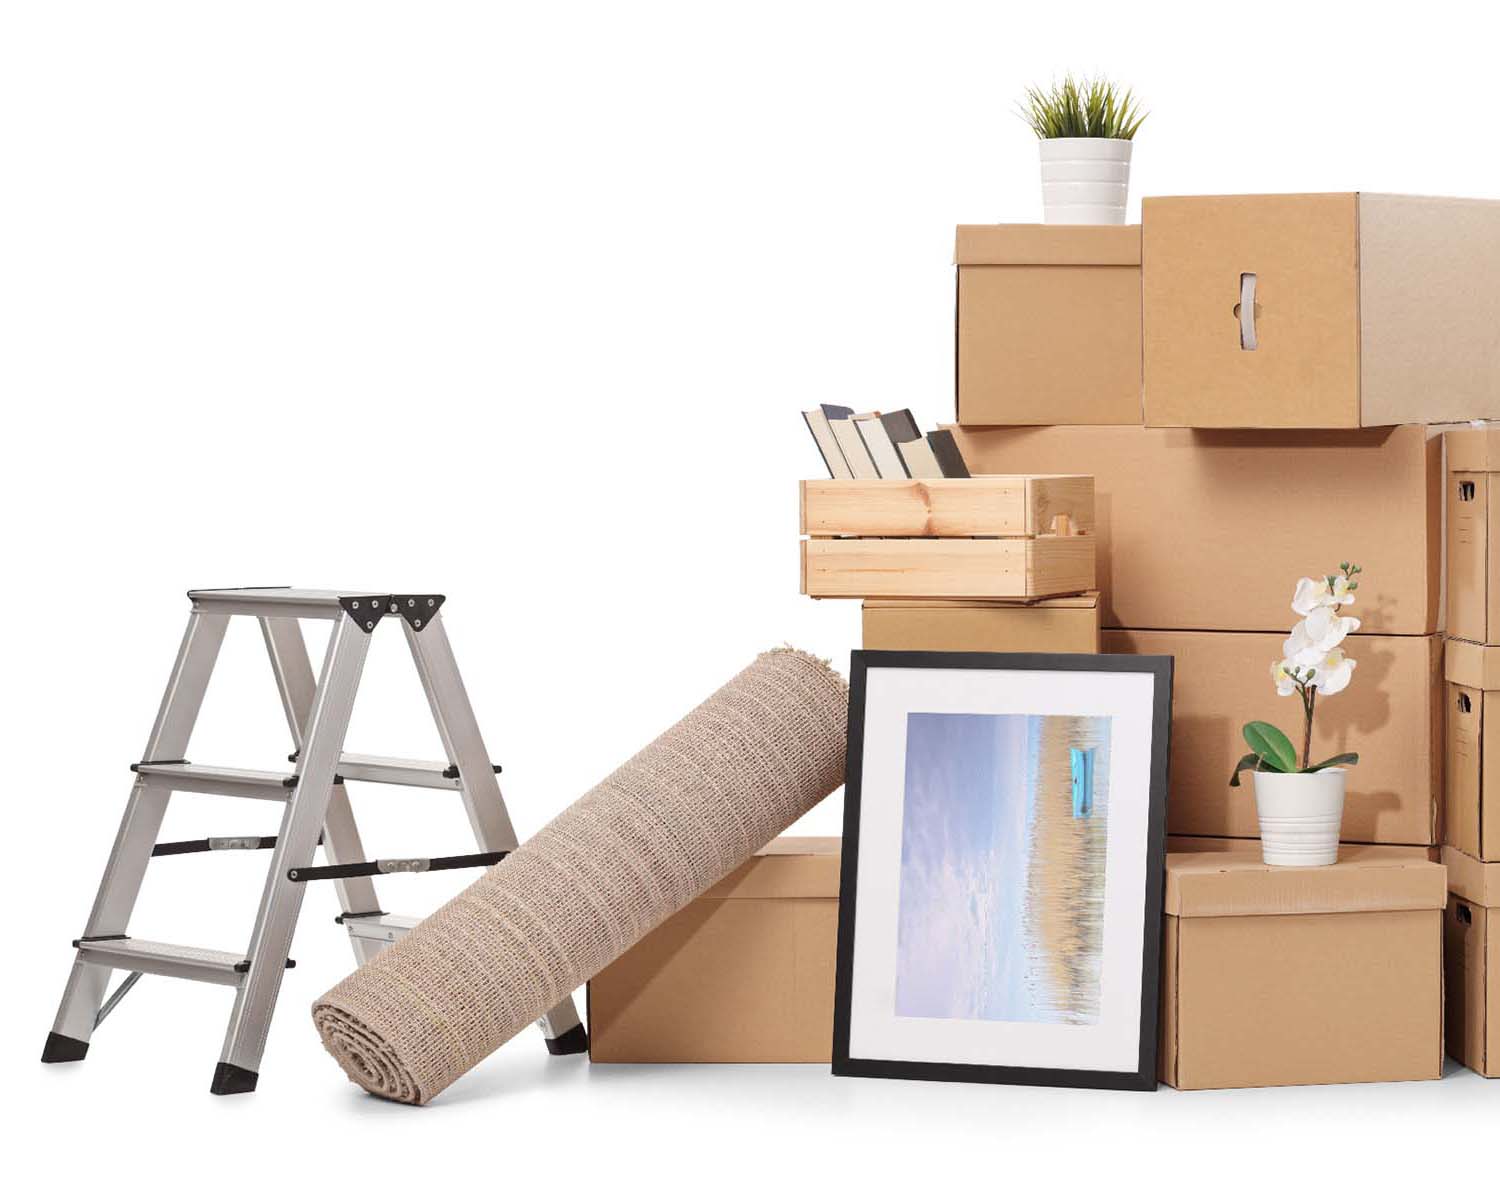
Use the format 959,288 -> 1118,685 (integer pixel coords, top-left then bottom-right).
1458,691 -> 1474,714
1236,273 -> 1259,350
1458,903 -> 1474,925
1460,479 -> 1477,502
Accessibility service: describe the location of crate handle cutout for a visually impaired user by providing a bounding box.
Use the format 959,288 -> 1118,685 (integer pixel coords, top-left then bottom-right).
1460,479 -> 1477,502
1458,903 -> 1474,925
1458,691 -> 1474,714
1236,273 -> 1258,350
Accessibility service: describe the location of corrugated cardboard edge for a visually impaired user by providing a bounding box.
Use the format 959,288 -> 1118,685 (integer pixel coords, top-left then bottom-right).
1164,848 -> 1447,917
701,836 -> 840,899
1445,637 -> 1500,689
1446,427 -> 1500,472
1443,844 -> 1500,906
954,224 -> 1141,266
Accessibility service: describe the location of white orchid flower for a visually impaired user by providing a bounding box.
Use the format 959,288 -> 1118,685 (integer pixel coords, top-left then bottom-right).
1328,574 -> 1358,607
1284,606 -> 1360,667
1292,573 -> 1359,615
1271,659 -> 1300,697
1310,649 -> 1357,696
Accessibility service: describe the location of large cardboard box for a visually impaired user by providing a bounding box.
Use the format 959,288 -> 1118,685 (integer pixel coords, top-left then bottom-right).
862,593 -> 1100,654
1160,845 -> 1446,1089
955,224 -> 1141,426
1442,846 -> 1500,1076
949,423 -> 1442,636
1143,193 -> 1500,428
1444,638 -> 1500,861
1446,427 -> 1500,644
587,838 -> 839,1063
1103,628 -> 1443,845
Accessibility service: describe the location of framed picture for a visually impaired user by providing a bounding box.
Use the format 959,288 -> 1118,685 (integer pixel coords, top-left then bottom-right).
832,650 -> 1173,1091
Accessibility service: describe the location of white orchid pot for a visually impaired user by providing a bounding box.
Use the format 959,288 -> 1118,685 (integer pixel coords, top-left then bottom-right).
1251,769 -> 1346,867
1038,137 -> 1132,225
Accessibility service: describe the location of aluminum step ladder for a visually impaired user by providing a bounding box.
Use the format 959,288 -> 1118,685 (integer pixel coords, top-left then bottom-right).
41,587 -> 587,1094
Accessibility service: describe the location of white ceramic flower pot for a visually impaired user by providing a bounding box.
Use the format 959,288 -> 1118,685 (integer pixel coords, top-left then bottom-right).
1038,137 -> 1132,225
1251,769 -> 1347,866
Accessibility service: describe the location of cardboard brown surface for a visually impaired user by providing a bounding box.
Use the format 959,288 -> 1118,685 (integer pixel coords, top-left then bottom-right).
588,838 -> 839,1064
861,594 -> 1100,654
1143,193 -> 1500,428
949,423 -> 1442,635
1102,628 -> 1443,845
1444,894 -> 1495,1076
1160,847 -> 1445,1089
955,224 -> 1141,426
1444,640 -> 1500,861
1446,433 -> 1500,643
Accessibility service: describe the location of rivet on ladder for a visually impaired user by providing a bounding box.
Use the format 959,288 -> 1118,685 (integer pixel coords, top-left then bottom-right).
413,619 -> 423,629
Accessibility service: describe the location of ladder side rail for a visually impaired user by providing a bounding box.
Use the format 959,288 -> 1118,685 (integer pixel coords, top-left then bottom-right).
403,613 -> 584,1047
214,613 -> 373,1091
259,616 -> 383,962
46,611 -> 230,1054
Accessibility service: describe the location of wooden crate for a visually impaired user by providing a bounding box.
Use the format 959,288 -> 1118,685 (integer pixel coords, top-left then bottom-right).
799,476 -> 1095,601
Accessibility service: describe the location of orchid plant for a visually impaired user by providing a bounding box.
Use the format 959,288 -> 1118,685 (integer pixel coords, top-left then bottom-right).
1229,564 -> 1363,786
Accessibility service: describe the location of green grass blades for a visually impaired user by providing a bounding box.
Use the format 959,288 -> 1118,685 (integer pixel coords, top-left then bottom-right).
1020,75 -> 1147,140
1242,721 -> 1298,773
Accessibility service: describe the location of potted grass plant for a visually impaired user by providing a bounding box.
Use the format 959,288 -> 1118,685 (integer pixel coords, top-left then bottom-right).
1229,564 -> 1363,866
1019,76 -> 1146,225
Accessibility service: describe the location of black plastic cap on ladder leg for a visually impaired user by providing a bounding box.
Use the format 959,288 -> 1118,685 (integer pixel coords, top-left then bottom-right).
210,1061 -> 259,1095
545,1022 -> 589,1056
41,1031 -> 90,1063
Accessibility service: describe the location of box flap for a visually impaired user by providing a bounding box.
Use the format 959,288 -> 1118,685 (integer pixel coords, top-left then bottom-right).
1164,846 -> 1446,917
954,224 -> 1140,267
862,591 -> 1100,612
1445,638 -> 1500,689
1446,426 -> 1500,472
1443,845 -> 1500,906
702,836 -> 840,899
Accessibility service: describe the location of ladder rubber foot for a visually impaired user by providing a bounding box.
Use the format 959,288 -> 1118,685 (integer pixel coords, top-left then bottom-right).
210,1061 -> 259,1095
41,1032 -> 90,1063
545,1023 -> 589,1056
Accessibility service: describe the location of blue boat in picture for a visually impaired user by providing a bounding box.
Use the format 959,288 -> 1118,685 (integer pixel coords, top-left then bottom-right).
1070,747 -> 1095,819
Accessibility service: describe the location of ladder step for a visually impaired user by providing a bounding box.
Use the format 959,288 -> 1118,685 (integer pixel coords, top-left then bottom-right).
328,753 -> 467,790
72,938 -> 295,988
130,762 -> 296,801
338,912 -> 420,944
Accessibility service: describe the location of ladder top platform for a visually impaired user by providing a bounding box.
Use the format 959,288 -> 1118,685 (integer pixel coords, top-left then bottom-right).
187,587 -> 445,623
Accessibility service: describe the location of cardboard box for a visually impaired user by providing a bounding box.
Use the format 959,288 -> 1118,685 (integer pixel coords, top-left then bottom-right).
1446,427 -> 1500,643
955,224 -> 1142,426
862,593 -> 1101,654
1444,638 -> 1500,860
1102,628 -> 1443,845
1166,834 -> 1439,860
587,837 -> 839,1063
1160,845 -> 1446,1089
1143,193 -> 1500,428
949,423 -> 1442,636
1442,846 -> 1500,1076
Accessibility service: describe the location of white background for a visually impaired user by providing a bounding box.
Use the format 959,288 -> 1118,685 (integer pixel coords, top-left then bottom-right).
3,1 -> 1498,1197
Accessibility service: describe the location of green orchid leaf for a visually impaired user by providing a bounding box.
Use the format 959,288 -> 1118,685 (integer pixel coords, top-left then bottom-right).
1229,752 -> 1263,787
1242,721 -> 1297,773
1303,752 -> 1359,774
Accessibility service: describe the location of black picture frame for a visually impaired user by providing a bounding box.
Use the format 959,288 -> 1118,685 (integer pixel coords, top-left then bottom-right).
831,650 -> 1173,1091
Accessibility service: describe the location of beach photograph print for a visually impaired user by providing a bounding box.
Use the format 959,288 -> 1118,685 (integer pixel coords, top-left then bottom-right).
894,712 -> 1112,1026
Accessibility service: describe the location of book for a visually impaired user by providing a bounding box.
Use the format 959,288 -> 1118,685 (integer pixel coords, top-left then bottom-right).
854,413 -> 909,479
895,436 -> 945,478
831,412 -> 881,479
880,409 -> 922,447
802,404 -> 855,478
926,429 -> 972,478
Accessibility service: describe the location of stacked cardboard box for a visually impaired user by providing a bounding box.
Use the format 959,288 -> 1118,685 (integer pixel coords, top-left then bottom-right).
1441,428 -> 1500,1075
947,193 -> 1500,1086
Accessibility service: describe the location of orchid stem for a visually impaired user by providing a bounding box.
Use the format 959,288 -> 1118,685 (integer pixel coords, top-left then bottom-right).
1301,685 -> 1317,770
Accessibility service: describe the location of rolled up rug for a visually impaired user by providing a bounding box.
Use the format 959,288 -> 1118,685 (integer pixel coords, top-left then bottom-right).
312,647 -> 848,1103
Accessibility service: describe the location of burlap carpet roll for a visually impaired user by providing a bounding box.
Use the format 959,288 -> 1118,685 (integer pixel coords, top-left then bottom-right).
312,648 -> 848,1103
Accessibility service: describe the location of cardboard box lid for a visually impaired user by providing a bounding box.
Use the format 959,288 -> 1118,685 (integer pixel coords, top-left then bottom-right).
700,836 -> 840,900
954,224 -> 1140,267
1165,845 -> 1446,917
1445,426 -> 1500,472
1443,845 -> 1500,906
1446,638 -> 1500,689
862,591 -> 1100,612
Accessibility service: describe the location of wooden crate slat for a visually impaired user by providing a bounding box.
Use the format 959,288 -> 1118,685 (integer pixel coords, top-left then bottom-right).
799,476 -> 1093,538
801,535 -> 1095,600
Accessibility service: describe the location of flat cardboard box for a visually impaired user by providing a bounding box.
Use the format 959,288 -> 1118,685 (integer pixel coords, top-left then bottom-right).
1446,427 -> 1500,643
1161,845 -> 1446,1089
1102,628 -> 1443,845
1444,638 -> 1500,860
949,423 -> 1442,636
800,534 -> 1095,601
1442,846 -> 1500,1076
955,224 -> 1142,426
587,837 -> 839,1063
862,593 -> 1100,654
1143,194 -> 1500,428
